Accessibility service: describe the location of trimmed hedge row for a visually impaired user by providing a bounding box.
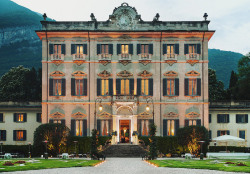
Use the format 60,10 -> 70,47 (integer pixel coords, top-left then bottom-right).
208,146 -> 250,153
0,145 -> 31,157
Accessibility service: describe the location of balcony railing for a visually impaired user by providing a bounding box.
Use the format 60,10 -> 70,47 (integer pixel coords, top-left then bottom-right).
119,54 -> 132,60
164,54 -> 177,60
51,54 -> 64,61
98,54 -> 112,60
186,53 -> 199,60
73,54 -> 86,61
139,54 -> 152,60
112,95 -> 138,102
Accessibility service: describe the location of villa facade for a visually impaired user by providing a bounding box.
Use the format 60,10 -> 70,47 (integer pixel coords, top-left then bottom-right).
36,3 -> 214,144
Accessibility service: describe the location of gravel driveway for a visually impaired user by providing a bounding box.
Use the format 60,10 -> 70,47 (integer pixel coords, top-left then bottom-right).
3,158 -> 248,174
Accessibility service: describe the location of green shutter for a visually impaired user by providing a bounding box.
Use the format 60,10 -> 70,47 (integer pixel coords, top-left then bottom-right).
83,44 -> 87,54
217,131 -> 220,137
23,113 -> 27,122
71,78 -> 75,96
149,79 -> 153,96
71,120 -> 76,136
71,44 -> 75,54
185,120 -> 189,127
117,44 -> 121,55
109,44 -> 113,55
197,44 -> 201,54
83,120 -> 87,137
116,79 -> 121,95
184,79 -> 189,96
245,114 -> 248,123
61,44 -> 66,54
13,113 -> 17,122
163,79 -> 167,96
129,44 -> 133,54
137,120 -> 141,136
97,44 -> 101,55
49,44 -> 54,54
97,79 -> 101,96
163,44 -> 167,54
163,120 -> 167,136
184,44 -> 189,54
83,79 -> 87,96
174,119 -> 179,136
61,79 -> 66,96
49,79 -> 54,96
129,79 -> 134,95
13,130 -> 16,141
137,44 -> 141,55
149,44 -> 153,54
174,44 -> 179,54
97,120 -> 101,135
197,78 -> 201,96
23,130 -> 27,141
175,78 -> 179,96
109,79 -> 113,96
137,79 -> 141,95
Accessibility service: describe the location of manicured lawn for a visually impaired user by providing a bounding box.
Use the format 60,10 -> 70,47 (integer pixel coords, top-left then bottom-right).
0,159 -> 101,172
150,159 -> 250,173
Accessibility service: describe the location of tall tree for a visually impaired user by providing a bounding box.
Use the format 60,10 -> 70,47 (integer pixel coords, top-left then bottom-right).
228,70 -> 239,100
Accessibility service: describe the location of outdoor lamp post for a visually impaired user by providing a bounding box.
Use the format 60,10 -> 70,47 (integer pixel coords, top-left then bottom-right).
94,98 -> 103,129
0,142 -> 3,155
28,142 -> 31,158
43,140 -> 49,159
73,141 -> 78,157
146,97 -> 155,124
199,141 -> 205,160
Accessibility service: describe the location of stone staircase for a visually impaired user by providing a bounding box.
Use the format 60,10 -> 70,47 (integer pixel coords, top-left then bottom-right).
103,144 -> 147,157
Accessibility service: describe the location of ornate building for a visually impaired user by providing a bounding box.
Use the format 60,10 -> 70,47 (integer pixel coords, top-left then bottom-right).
36,3 -> 214,144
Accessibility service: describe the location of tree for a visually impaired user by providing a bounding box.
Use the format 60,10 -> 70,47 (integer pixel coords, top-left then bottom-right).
228,70 -> 239,100
237,54 -> 250,100
208,68 -> 227,101
149,123 -> 157,160
33,123 -> 70,157
91,129 -> 99,159
176,126 -> 209,156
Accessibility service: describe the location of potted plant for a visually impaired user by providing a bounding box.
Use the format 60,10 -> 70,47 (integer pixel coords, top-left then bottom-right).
132,131 -> 139,136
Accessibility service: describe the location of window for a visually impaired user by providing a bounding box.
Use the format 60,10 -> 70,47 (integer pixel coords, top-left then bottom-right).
239,130 -> 245,139
0,130 -> 6,141
97,79 -> 113,96
97,120 -> 111,136
138,119 -> 153,136
137,79 -> 153,96
49,79 -> 66,96
71,44 -> 87,58
49,119 -> 65,125
185,119 -> 201,126
184,78 -> 201,96
184,44 -> 201,57
116,79 -> 134,95
0,113 -> 3,122
101,44 -> 109,54
121,44 -> 129,54
217,114 -> 230,123
71,79 -> 87,96
137,44 -> 153,58
97,44 -> 113,57
209,130 -> 212,140
36,113 -> 42,123
13,130 -> 26,141
49,44 -> 66,59
209,114 -> 211,123
163,79 -> 179,96
163,44 -> 179,58
236,114 -> 248,123
14,113 -> 27,122
217,130 -> 230,136
163,119 -> 179,136
117,44 -> 133,55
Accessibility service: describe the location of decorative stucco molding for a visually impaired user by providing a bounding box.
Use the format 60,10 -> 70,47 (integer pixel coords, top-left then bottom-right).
185,112 -> 200,118
185,70 -> 200,76
138,112 -> 152,119
50,71 -> 65,77
117,70 -> 133,78
164,112 -> 179,118
50,111 -> 65,118
72,71 -> 87,78
98,112 -> 112,119
71,112 -> 87,119
163,70 -> 178,77
98,70 -> 112,78
137,70 -> 152,78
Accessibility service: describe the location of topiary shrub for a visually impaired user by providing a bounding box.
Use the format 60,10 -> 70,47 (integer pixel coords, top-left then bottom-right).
3,161 -> 14,166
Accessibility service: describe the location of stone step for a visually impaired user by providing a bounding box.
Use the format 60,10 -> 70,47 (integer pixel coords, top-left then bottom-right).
103,145 -> 147,157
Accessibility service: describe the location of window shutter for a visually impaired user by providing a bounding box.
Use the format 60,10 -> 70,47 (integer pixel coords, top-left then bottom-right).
97,120 -> 101,135
129,79 -> 134,95
23,130 -> 27,141
137,120 -> 141,136
49,44 -> 54,54
49,79 -> 54,96
83,79 -> 87,96
71,78 -> 75,96
137,44 -> 141,55
129,44 -> 133,54
137,79 -> 141,95
71,44 -> 75,54
61,120 -> 65,125
185,120 -> 189,127
83,120 -> 87,136
2,130 -> 6,141
227,114 -> 230,123
83,44 -> 87,54
109,79 -> 113,96
61,79 -> 66,96
217,131 -> 220,137
163,44 -> 167,54
71,120 -> 76,136
36,113 -> 41,123
116,79 -> 121,95
197,78 -> 201,96
49,119 -> 53,123
149,44 -> 153,54
175,78 -> 179,96
163,120 -> 167,136
184,44 -> 189,54
109,44 -> 113,55
184,78 -> 189,96
197,44 -> 201,54
217,115 -> 220,123
196,119 -> 201,126
97,44 -> 101,55
109,119 -> 112,135
227,130 -> 230,135
245,114 -> 248,123
23,113 -> 27,122
174,44 -> 179,54
163,79 -> 167,96
236,114 -> 239,123
174,119 -> 179,136
209,130 -> 212,140
149,79 -> 153,96
209,114 -> 211,123
13,130 -> 16,141
149,119 -> 153,127
0,113 -> 3,122
97,79 -> 101,96
61,44 -> 66,54
13,113 -> 17,122
117,44 -> 121,55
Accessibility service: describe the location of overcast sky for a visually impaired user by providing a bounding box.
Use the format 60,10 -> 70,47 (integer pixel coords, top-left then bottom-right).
12,0 -> 250,55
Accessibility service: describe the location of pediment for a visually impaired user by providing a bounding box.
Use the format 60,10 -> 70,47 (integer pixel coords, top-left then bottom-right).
71,112 -> 87,119
164,112 -> 179,118
186,112 -> 200,118
72,71 -> 87,77
185,70 -> 200,76
163,71 -> 178,77
98,70 -> 112,78
117,70 -> 133,78
98,112 -> 112,119
138,112 -> 152,119
137,70 -> 152,78
50,112 -> 65,118
50,71 -> 65,77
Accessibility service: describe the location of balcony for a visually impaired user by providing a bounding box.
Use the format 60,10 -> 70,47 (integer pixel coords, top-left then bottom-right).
139,53 -> 152,60
73,54 -> 86,61
164,54 -> 177,60
98,54 -> 112,61
51,54 -> 64,61
186,53 -> 199,60
112,95 -> 138,103
118,54 -> 132,61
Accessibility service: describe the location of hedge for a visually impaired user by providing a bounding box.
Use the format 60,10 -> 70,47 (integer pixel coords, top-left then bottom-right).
208,146 -> 250,153
0,145 -> 31,157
